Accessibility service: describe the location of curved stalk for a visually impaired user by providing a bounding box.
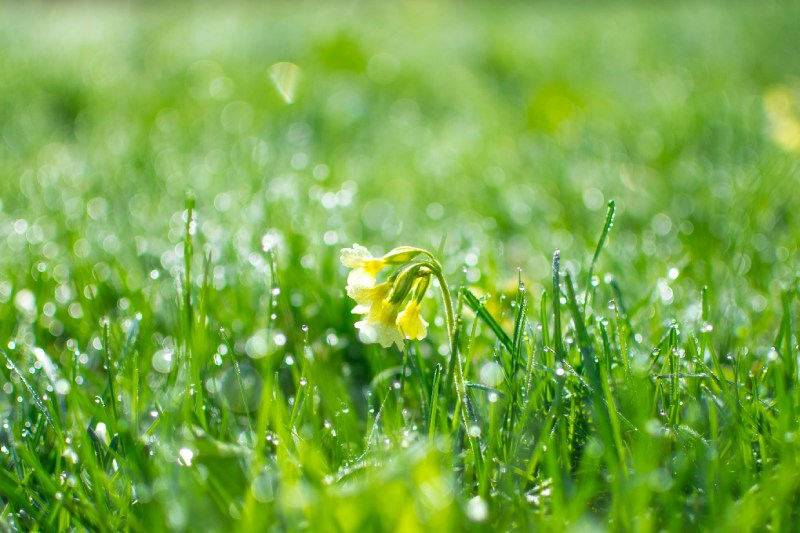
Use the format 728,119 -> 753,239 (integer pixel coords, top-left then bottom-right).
430,260 -> 484,470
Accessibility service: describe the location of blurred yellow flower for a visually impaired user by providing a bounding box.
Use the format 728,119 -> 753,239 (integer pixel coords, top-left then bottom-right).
764,86 -> 800,153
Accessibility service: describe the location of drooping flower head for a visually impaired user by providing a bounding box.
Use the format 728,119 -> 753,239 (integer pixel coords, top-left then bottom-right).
341,244 -> 480,457
341,244 -> 433,349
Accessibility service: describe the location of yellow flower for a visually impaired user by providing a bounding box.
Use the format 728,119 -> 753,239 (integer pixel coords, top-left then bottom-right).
354,298 -> 405,349
347,281 -> 392,313
340,244 -> 388,288
348,280 -> 405,348
342,244 -> 432,350
764,86 -> 800,153
396,299 -> 428,341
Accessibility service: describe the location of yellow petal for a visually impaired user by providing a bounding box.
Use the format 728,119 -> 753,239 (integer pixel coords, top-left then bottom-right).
340,243 -> 373,268
348,282 -> 392,311
355,298 -> 404,349
396,300 -> 428,341
347,268 -> 375,289
341,245 -> 386,276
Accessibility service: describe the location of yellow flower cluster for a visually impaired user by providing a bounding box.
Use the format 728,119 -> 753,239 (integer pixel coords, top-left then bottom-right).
340,244 -> 432,349
764,86 -> 800,153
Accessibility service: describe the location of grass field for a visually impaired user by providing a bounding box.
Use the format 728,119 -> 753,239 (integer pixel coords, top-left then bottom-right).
1,1 -> 800,531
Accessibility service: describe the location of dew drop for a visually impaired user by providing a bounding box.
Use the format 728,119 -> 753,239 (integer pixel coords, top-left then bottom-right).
251,471 -> 275,502
466,496 -> 488,522
55,379 -> 70,395
151,349 -> 175,374
178,448 -> 194,467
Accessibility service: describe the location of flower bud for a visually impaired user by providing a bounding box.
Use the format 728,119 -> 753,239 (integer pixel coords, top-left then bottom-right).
381,246 -> 424,265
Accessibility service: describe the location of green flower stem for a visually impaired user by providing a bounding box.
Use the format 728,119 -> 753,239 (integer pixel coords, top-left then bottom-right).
429,259 -> 484,471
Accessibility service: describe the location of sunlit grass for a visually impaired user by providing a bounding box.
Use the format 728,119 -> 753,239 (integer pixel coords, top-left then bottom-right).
1,1 -> 799,531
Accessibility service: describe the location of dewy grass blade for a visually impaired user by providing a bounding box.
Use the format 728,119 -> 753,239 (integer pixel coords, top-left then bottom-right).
523,323 -> 538,410
511,276 -> 528,370
611,301 -> 632,381
411,341 -> 430,424
101,319 -> 118,423
0,469 -> 42,522
564,270 -> 618,463
463,288 -> 513,353
183,193 -> 195,362
220,329 -> 256,438
777,291 -> 797,385
400,339 -> 410,396
552,250 -> 564,363
428,363 -> 442,439
1,350 -> 58,434
504,276 -> 528,455
583,200 -> 616,317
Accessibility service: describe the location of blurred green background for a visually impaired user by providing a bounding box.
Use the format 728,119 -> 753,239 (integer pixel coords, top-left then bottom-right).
2,2 -> 800,530
0,0 -> 799,358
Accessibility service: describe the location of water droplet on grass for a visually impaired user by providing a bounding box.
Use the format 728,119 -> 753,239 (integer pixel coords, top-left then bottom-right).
152,349 -> 174,374
62,447 -> 79,464
220,365 -> 263,413
466,496 -> 488,522
479,362 -> 503,387
251,471 -> 274,502
245,331 -> 269,359
178,448 -> 194,467
55,379 -> 70,395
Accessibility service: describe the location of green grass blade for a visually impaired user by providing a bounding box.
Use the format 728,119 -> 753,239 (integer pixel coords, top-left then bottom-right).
583,200 -> 616,317
462,288 -> 513,353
